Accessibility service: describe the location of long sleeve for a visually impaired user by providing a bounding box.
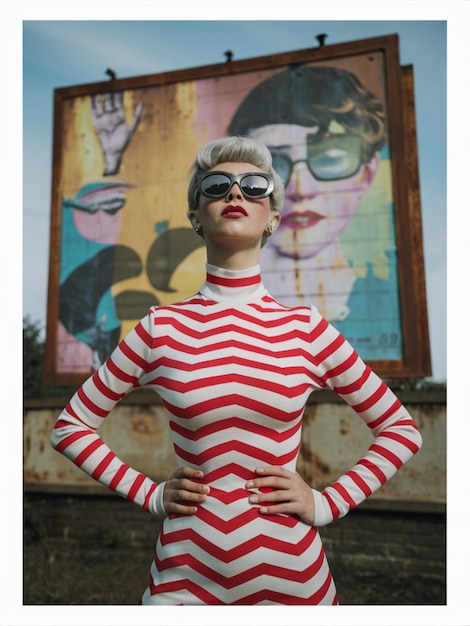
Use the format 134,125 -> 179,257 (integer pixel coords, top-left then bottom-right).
308,308 -> 423,527
50,309 -> 166,517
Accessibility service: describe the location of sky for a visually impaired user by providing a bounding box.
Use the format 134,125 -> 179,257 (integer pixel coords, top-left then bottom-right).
3,3 -> 470,623
20,17 -> 448,380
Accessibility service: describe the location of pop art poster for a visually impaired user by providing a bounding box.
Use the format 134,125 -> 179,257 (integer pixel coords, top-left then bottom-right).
46,36 -> 430,384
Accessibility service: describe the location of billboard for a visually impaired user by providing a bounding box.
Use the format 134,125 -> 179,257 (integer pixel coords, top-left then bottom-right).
44,34 -> 431,385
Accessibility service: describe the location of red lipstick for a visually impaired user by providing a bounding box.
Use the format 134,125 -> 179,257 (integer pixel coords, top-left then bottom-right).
222,205 -> 247,217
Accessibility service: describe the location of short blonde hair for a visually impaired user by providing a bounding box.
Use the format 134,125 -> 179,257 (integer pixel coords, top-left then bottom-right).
187,136 -> 285,217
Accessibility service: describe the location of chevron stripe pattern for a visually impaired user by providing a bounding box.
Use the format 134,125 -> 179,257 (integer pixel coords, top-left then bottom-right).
51,263 -> 422,605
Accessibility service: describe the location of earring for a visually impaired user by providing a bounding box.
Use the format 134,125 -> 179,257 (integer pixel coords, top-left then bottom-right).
264,221 -> 275,236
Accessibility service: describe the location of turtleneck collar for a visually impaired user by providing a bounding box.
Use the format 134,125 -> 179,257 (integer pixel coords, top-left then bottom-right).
199,263 -> 268,303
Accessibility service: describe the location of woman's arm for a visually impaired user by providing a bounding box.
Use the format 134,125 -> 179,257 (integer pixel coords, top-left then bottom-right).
50,310 -> 166,515
246,309 -> 422,527
308,311 -> 422,526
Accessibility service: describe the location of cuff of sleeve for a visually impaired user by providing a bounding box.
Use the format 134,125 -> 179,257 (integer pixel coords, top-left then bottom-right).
312,489 -> 334,527
147,481 -> 167,518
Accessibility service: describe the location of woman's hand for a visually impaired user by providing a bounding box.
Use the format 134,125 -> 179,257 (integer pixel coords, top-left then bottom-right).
245,466 -> 315,525
163,466 -> 209,515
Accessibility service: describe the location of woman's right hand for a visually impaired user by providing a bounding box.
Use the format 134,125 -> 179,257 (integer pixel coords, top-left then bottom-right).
162,466 -> 209,515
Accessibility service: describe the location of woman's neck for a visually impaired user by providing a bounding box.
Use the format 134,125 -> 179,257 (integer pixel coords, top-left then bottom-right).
200,263 -> 266,303
205,242 -> 262,271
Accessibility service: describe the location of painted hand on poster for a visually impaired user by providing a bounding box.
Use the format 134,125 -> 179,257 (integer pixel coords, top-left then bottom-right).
91,91 -> 144,176
227,65 -> 402,360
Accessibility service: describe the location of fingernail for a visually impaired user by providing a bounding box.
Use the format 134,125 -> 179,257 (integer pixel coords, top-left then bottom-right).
246,481 -> 254,489
255,467 -> 265,473
260,507 -> 268,514
249,495 -> 259,503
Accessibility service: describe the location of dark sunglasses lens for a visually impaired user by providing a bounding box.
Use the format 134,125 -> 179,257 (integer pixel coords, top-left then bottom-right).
240,174 -> 270,197
201,174 -> 231,197
270,153 -> 291,186
308,150 -> 361,181
308,136 -> 363,181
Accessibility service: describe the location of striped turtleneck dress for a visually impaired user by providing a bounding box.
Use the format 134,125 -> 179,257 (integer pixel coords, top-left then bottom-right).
51,263 -> 422,605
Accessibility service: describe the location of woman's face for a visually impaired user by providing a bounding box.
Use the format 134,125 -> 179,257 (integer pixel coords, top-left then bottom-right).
193,161 -> 278,250
251,123 -> 379,260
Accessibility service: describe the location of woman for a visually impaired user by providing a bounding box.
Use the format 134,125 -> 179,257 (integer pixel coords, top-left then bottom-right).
51,136 -> 422,605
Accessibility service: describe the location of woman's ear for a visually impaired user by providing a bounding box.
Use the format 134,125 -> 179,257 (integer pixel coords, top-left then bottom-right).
187,211 -> 199,229
268,211 -> 281,234
363,152 -> 381,186
188,211 -> 203,237
264,211 -> 281,239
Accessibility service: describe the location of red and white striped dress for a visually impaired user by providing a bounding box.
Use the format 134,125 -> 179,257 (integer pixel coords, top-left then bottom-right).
51,264 -> 422,605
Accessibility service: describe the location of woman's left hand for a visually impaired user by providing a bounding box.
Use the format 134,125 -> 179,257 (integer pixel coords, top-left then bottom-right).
245,466 -> 315,525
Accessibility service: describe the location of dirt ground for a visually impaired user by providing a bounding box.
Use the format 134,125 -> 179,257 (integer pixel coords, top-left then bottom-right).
23,536 -> 445,606
22,492 -> 446,606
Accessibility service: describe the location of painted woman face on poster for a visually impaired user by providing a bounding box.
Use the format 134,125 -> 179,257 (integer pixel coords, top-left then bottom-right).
225,65 -> 402,361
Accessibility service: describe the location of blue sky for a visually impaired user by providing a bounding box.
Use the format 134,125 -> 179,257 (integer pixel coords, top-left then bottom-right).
21,17 -> 448,380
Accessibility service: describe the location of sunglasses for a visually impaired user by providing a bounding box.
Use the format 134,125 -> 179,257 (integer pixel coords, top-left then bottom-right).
197,171 -> 274,200
269,134 -> 364,185
63,197 -> 124,215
